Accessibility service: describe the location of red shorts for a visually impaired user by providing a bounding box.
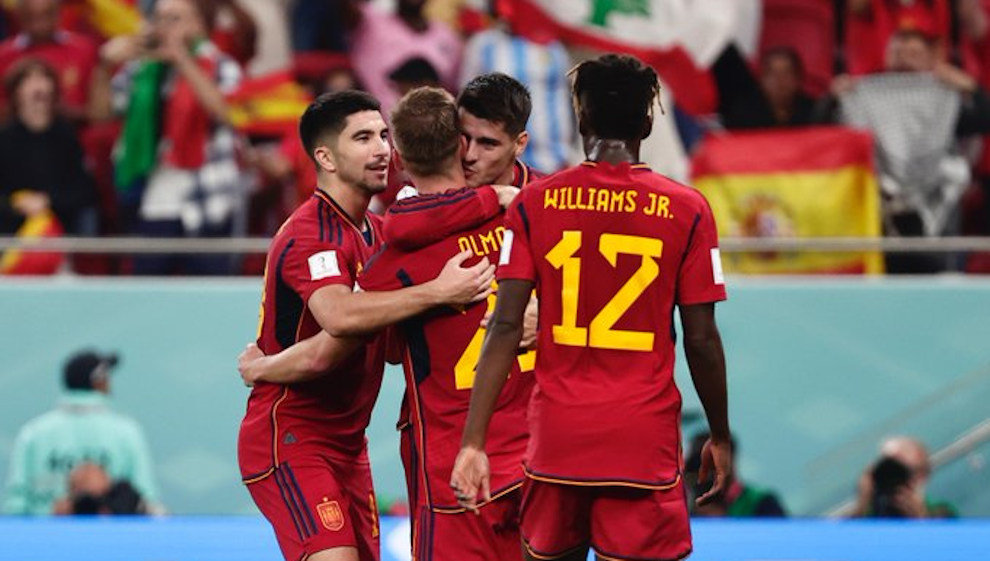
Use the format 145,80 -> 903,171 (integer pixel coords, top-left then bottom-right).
520,477 -> 691,561
412,490 -> 522,561
247,456 -> 380,561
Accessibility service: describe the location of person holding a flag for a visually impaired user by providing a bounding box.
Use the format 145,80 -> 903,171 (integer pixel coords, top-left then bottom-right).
91,0 -> 244,275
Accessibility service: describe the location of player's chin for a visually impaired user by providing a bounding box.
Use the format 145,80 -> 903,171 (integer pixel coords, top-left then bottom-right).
358,178 -> 388,194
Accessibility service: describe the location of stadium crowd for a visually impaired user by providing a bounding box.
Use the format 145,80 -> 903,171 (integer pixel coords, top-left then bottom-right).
0,0 -> 989,275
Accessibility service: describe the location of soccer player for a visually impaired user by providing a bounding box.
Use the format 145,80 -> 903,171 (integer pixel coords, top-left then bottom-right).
238,87 -> 535,561
359,87 -> 532,561
384,72 -> 542,250
450,54 -> 733,561
237,90 -> 494,561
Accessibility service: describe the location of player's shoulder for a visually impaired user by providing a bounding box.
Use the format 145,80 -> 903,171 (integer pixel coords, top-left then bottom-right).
642,170 -> 712,210
387,185 -> 477,213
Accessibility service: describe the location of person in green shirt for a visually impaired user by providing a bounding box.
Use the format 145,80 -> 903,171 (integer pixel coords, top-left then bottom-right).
685,432 -> 787,517
3,349 -> 160,515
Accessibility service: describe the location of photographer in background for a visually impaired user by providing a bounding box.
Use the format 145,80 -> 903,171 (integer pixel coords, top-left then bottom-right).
51,462 -> 147,515
2,349 -> 160,515
852,436 -> 957,518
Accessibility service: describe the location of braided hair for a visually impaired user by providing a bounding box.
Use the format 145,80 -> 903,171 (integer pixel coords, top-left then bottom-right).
569,54 -> 661,140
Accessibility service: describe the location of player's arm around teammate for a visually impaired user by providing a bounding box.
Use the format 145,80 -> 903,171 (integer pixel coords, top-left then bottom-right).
239,247 -> 492,386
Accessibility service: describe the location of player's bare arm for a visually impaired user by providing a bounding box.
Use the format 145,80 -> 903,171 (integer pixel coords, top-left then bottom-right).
451,278 -> 533,511
480,292 -> 539,349
309,249 -> 495,338
237,332 -> 362,387
680,302 -> 732,506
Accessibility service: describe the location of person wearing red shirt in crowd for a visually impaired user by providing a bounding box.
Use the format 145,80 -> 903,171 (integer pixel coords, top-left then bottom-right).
237,90 -> 494,561
844,0 -> 951,75
0,0 -> 97,121
451,54 -> 732,561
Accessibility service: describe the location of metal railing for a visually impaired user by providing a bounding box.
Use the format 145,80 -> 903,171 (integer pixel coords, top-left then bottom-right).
3,236 -> 990,255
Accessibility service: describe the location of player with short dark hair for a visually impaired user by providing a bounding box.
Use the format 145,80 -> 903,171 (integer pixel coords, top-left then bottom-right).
237,90 -> 494,561
451,54 -> 732,561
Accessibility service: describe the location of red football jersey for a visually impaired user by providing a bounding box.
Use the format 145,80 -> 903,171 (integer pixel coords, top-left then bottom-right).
361,202 -> 534,511
0,32 -> 98,112
382,160 -> 543,251
497,161 -> 727,487
238,190 -> 387,482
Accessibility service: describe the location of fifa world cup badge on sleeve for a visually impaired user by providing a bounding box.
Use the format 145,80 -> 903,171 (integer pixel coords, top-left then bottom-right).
309,251 -> 341,280
499,230 -> 515,265
711,248 -> 725,285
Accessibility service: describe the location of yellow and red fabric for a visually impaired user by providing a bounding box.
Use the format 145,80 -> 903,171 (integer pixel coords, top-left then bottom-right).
691,127 -> 884,274
0,209 -> 64,275
227,71 -> 312,137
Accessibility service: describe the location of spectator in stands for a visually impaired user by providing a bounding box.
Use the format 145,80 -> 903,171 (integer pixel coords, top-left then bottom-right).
851,436 -> 956,518
684,432 -> 787,517
388,56 -> 441,97
51,462 -> 149,515
91,0 -> 244,275
3,349 -> 160,515
290,0 -> 358,54
459,8 -> 576,173
0,57 -> 96,236
348,0 -> 462,115
819,23 -> 990,270
844,0 -> 951,75
713,44 -> 817,130
0,0 -> 98,122
210,0 -> 258,70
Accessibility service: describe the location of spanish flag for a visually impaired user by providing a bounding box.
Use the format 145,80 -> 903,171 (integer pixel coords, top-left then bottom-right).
0,210 -> 64,276
691,127 -> 883,274
85,0 -> 142,38
227,71 -> 312,137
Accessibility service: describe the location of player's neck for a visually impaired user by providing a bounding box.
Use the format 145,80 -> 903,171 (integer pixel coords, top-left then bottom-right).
585,137 -> 640,165
409,166 -> 467,195
495,161 -> 517,186
316,180 -> 371,227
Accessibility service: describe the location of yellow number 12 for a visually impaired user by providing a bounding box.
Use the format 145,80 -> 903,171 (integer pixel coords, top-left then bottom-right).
545,231 -> 662,351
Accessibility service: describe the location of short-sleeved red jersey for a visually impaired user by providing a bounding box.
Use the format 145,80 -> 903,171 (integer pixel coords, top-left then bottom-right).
238,190 -> 387,482
361,203 -> 534,511
497,161 -> 727,488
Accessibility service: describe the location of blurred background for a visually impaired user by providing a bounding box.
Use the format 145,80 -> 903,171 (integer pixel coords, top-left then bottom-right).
1,0 -> 989,559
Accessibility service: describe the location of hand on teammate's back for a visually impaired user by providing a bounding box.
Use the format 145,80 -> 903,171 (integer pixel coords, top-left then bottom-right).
492,185 -> 521,209
429,250 -> 495,305
695,438 -> 733,506
480,294 -> 538,349
237,343 -> 265,387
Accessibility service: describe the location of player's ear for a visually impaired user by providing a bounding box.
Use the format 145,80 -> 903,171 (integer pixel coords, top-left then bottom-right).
640,115 -> 653,140
392,146 -> 406,173
314,145 -> 337,174
513,131 -> 529,158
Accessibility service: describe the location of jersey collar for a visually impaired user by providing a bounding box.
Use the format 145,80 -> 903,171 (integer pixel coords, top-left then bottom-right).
313,189 -> 376,246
